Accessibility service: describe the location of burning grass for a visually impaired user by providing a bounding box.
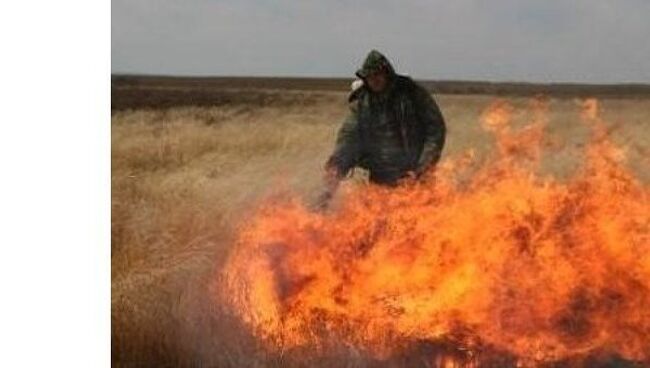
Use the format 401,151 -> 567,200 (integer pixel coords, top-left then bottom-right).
112,93 -> 649,367
220,99 -> 649,367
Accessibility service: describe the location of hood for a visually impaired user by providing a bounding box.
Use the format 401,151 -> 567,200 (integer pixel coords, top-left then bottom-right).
355,50 -> 396,79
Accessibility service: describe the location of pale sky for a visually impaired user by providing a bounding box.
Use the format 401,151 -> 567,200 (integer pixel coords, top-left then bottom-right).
112,0 -> 650,83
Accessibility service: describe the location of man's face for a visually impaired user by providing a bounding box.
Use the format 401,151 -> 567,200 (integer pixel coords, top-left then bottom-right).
366,70 -> 388,93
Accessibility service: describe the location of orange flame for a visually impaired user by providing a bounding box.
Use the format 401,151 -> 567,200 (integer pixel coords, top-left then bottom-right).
220,99 -> 649,366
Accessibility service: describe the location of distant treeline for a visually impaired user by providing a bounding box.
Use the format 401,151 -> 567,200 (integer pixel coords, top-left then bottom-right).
112,75 -> 650,110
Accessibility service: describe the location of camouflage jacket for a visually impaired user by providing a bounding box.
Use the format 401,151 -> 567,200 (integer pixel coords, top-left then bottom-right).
327,50 -> 446,185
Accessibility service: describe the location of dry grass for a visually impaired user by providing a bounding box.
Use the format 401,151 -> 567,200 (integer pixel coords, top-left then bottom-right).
112,91 -> 649,367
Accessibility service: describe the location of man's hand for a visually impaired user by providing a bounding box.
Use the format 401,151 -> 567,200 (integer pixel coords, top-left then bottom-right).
314,165 -> 342,211
406,163 -> 433,182
414,164 -> 428,178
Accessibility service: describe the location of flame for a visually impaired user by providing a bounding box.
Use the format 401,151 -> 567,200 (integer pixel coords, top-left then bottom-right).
220,99 -> 649,366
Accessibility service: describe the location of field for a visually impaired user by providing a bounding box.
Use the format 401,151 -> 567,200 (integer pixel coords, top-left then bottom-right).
112,77 -> 649,367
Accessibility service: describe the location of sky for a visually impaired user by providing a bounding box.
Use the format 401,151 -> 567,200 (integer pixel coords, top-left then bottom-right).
112,0 -> 650,83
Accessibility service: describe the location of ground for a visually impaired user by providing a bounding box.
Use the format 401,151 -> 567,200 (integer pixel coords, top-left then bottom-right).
111,79 -> 649,367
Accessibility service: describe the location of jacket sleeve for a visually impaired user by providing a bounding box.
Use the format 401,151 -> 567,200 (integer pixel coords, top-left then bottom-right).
326,104 -> 362,178
413,85 -> 446,173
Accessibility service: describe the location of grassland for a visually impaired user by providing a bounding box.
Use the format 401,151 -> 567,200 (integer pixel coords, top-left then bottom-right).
112,78 -> 649,367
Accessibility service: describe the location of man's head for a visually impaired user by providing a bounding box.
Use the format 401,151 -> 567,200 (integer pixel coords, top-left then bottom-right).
356,50 -> 395,94
365,69 -> 388,93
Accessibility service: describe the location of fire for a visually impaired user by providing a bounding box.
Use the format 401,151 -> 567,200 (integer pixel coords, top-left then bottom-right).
220,99 -> 649,366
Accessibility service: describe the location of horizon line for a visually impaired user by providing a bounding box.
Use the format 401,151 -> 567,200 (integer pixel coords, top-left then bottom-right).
111,73 -> 650,87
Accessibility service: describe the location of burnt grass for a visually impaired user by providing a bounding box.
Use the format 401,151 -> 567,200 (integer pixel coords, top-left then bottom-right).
111,75 -> 650,111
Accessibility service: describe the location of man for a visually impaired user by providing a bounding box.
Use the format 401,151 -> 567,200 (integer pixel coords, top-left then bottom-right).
323,50 -> 446,198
